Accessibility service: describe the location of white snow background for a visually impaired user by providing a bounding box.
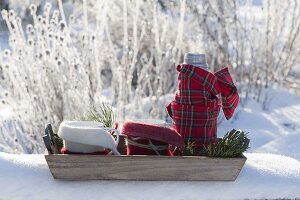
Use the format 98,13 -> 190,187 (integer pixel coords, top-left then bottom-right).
0,87 -> 300,200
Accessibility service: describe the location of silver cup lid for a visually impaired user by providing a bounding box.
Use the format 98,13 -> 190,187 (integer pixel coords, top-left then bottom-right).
184,53 -> 208,70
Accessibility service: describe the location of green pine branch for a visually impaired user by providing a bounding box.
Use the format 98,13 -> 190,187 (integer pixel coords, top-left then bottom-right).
183,141 -> 196,156
82,103 -> 116,128
204,129 -> 250,158
53,133 -> 64,151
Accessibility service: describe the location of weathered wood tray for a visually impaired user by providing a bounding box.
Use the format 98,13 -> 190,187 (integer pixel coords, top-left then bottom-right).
45,154 -> 246,181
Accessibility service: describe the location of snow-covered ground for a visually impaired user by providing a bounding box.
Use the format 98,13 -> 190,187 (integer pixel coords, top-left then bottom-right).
0,87 -> 300,199
0,152 -> 299,200
219,87 -> 300,161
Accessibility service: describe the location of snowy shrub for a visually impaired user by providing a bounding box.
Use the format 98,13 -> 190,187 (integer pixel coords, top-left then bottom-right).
0,0 -> 299,153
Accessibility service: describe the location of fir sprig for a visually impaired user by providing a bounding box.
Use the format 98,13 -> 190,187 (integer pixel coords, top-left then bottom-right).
53,133 -> 63,151
83,103 -> 116,128
205,129 -> 250,158
183,141 -> 196,156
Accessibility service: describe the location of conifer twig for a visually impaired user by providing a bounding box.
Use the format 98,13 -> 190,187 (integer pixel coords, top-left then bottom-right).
83,103 -> 116,128
205,129 -> 250,158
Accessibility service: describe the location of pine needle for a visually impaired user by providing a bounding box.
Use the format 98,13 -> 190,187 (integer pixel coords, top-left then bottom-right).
204,129 -> 250,158
183,141 -> 196,156
53,133 -> 63,151
83,103 -> 116,128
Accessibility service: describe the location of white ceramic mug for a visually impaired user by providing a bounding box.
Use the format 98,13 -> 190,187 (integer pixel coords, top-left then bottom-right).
58,121 -> 120,155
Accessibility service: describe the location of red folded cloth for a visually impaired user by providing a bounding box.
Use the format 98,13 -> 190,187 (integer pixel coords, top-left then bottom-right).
121,121 -> 184,156
167,64 -> 239,151
60,147 -> 110,155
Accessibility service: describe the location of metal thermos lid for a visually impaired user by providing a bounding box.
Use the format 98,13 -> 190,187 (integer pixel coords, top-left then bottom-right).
184,53 -> 208,70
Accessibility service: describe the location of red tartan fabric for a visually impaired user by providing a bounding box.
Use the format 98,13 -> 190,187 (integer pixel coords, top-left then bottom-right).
167,64 -> 239,150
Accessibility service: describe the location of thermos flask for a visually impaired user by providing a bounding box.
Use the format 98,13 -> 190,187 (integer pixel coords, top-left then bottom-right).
184,53 -> 208,71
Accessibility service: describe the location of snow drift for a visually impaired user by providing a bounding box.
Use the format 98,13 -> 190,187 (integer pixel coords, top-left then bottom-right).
0,152 -> 299,200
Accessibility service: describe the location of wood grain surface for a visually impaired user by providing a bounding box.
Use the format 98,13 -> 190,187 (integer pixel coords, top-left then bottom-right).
45,154 -> 246,181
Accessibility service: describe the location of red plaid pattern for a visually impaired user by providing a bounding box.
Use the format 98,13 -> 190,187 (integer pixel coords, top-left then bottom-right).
167,64 -> 239,150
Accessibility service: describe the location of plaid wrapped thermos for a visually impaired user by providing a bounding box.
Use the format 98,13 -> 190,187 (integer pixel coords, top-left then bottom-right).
167,64 -> 239,151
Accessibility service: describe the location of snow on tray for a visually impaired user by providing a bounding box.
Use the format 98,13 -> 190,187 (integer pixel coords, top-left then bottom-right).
0,152 -> 299,200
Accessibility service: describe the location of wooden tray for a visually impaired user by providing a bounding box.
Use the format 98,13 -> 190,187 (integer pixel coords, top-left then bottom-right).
45,154 -> 246,181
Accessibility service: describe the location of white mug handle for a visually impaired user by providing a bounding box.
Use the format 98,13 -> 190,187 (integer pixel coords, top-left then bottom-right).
103,128 -> 120,148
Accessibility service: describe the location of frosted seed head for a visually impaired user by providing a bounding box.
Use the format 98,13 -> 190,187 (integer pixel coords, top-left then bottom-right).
60,22 -> 66,30
69,14 -> 74,22
1,10 -> 8,18
50,19 -> 56,25
8,10 -> 14,18
26,24 -> 33,32
45,49 -> 50,55
16,17 -> 21,24
45,3 -> 52,11
37,15 -> 42,22
9,37 -> 16,44
4,49 -> 11,56
53,10 -> 59,17
30,4 -> 37,11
